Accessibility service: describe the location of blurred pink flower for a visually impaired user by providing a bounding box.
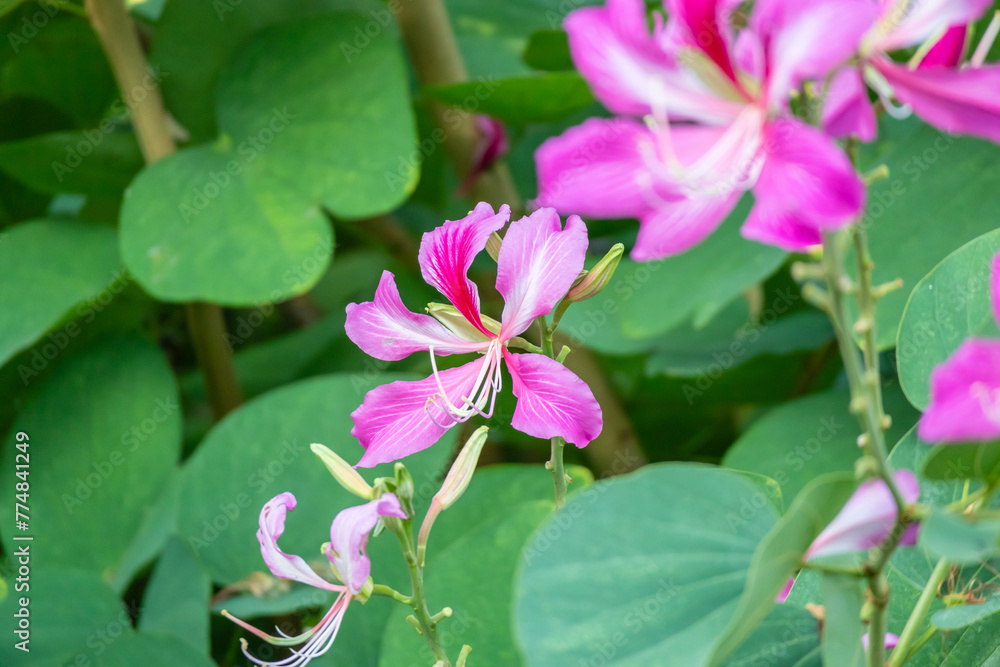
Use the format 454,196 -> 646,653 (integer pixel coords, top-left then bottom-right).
805,470 -> 920,560
346,202 -> 603,467
920,252 -> 1000,443
862,631 -> 900,651
223,493 -> 406,667
824,0 -> 1000,143
535,0 -> 869,259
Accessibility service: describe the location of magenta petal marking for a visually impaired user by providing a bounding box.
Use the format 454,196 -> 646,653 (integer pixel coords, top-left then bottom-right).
919,339 -> 1000,443
351,358 -> 489,468
920,25 -> 969,69
665,0 -> 739,83
418,202 -> 510,337
257,493 -> 346,592
876,59 -> 1000,144
806,470 -> 919,560
496,208 -> 589,338
327,494 -> 407,595
504,349 -> 603,448
345,271 -> 488,361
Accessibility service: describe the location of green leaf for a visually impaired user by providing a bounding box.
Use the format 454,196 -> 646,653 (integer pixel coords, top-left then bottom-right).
176,373 -> 451,584
855,117 -> 1000,350
109,470 -> 184,592
0,17 -> 116,124
379,500 -> 552,666
896,228 -> 1000,409
0,219 -> 122,366
820,574 -> 865,667
119,144 -> 334,305
932,595 -> 1000,630
0,569 -> 129,665
559,199 -> 787,345
920,512 -> 1000,565
0,129 -> 143,196
138,538 -> 211,653
522,29 -> 573,70
937,611 -> 1000,666
724,384 -> 918,503
922,440 -> 1000,483
94,632 -> 216,667
0,0 -> 27,20
0,336 -> 181,577
514,463 -> 781,667
722,604 -> 820,667
426,72 -> 594,125
708,473 -> 858,666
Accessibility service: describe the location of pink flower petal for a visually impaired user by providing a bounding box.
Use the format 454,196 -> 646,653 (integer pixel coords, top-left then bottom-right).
806,470 -> 920,560
496,208 -> 589,338
750,117 -> 865,233
751,0 -> 879,105
257,493 -> 346,592
351,358 -> 489,467
741,204 -> 823,251
919,25 -> 969,69
327,494 -> 407,594
503,349 -> 603,448
346,271 -> 489,361
565,0 -> 742,122
535,117 -> 653,220
632,190 -> 741,260
875,0 -> 990,52
823,66 -> 878,141
876,58 -> 1000,144
418,202 -> 509,337
919,339 -> 1000,443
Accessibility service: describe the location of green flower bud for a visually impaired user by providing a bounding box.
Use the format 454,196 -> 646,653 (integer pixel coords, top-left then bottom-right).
566,243 -> 624,303
311,443 -> 373,499
485,231 -> 503,262
426,303 -> 501,339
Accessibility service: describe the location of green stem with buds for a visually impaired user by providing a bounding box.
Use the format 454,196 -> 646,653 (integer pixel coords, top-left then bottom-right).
886,558 -> 951,667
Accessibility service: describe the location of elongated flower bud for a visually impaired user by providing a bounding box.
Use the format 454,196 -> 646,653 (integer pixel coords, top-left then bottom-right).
311,443 -> 373,499
566,243 -> 624,303
426,303 -> 501,338
417,426 -> 489,564
485,231 -> 503,262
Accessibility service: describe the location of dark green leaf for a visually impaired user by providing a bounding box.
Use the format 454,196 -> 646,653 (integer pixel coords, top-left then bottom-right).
820,573 -> 865,667
922,440 -> 1000,483
522,29 -> 573,70
138,538 -> 211,653
920,512 -> 1000,565
427,72 -> 594,125
932,595 -> 1000,631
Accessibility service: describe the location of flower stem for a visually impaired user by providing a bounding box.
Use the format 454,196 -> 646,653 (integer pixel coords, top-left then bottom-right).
390,517 -> 453,666
819,228 -> 908,667
547,436 -> 568,509
85,0 -> 242,420
886,558 -> 950,667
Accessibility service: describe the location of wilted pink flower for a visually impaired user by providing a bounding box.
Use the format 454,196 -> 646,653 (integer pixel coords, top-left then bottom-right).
223,493 -> 406,666
346,202 -> 603,467
805,470 -> 920,560
824,0 -> 1000,143
457,115 -> 510,196
535,0 -> 869,258
920,252 -> 1000,442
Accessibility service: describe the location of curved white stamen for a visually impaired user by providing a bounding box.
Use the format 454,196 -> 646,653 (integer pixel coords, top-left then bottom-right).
864,66 -> 912,120
972,12 -> 1000,68
426,342 -> 504,425
230,593 -> 351,667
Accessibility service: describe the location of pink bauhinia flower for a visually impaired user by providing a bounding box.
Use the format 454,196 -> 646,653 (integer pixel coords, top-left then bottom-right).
805,470 -> 920,560
920,252 -> 1000,443
223,492 -> 407,667
824,0 -> 1000,143
535,0 -> 870,259
345,202 -> 603,468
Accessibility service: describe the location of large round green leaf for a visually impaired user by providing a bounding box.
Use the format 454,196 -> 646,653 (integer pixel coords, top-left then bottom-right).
0,219 -> 122,366
119,144 -> 333,305
176,373 -> 452,584
514,464 -> 781,666
855,117 -> 1000,350
122,13 -> 417,304
724,385 -> 918,503
0,335 -> 181,577
897,229 -> 1000,409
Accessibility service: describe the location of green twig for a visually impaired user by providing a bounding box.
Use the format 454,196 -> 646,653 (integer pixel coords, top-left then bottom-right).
887,558 -> 950,667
